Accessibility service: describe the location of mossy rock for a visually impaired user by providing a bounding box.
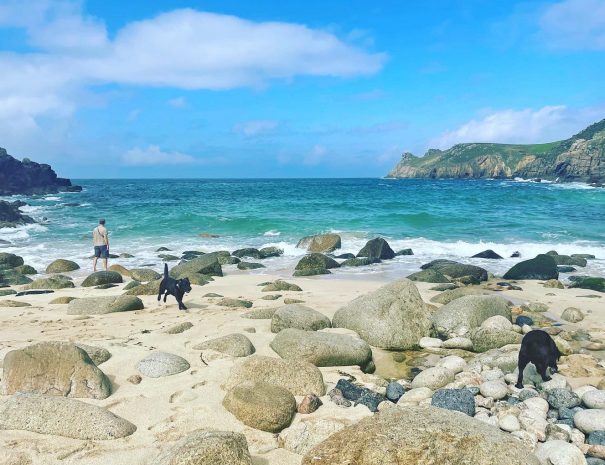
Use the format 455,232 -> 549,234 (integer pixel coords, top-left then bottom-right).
25,275 -> 74,290
46,259 -> 80,273
123,279 -> 161,296
0,269 -> 33,286
569,276 -> 605,293
123,280 -> 141,290
407,269 -> 451,283
0,252 -> 24,268
109,264 -> 131,276
129,268 -> 161,282
13,264 -> 37,275
81,271 -> 123,287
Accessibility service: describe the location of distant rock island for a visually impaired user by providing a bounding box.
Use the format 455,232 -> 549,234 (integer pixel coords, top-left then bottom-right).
0,147 -> 82,196
386,118 -> 605,184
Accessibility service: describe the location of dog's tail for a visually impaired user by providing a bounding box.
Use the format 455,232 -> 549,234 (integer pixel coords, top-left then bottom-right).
164,262 -> 169,278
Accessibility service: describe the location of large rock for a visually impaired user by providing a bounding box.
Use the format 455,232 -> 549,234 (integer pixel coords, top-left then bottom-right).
430,287 -> 493,305
2,342 -> 111,399
356,237 -> 395,260
279,418 -> 351,456
471,249 -> 503,259
136,352 -> 190,378
569,276 -> 605,293
411,366 -> 454,390
431,295 -> 511,338
552,254 -> 588,267
332,278 -> 431,350
503,254 -> 559,280
0,148 -> 81,195
232,248 -> 262,259
270,329 -> 374,372
294,253 -> 339,276
153,429 -> 252,465
24,275 -> 74,289
574,409 -> 605,434
68,295 -> 144,315
81,271 -> 123,287
561,307 -> 585,323
535,440 -> 586,465
46,259 -> 80,273
431,388 -> 476,416
271,304 -> 331,333
75,343 -> 112,365
0,268 -> 32,286
301,406 -> 540,465
223,381 -> 296,433
193,334 -> 255,357
123,279 -> 161,295
170,252 -> 223,279
470,327 -> 523,353
0,394 -> 135,440
0,201 -> 35,228
224,355 -> 326,396
129,268 -> 161,282
407,269 -> 451,283
0,252 -> 24,268
340,257 -> 381,267
421,259 -> 488,281
296,233 -> 342,253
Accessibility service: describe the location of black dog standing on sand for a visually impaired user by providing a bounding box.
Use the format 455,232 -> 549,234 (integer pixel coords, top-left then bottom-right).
516,329 -> 561,388
158,263 -> 192,310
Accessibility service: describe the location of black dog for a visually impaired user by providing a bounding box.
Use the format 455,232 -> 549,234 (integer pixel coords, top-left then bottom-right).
158,263 -> 192,310
516,329 -> 561,388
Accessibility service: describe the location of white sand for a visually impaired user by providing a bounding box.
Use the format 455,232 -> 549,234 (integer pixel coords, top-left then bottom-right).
0,270 -> 603,465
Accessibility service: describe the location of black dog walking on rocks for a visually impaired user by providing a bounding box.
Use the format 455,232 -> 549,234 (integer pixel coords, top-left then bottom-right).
516,329 -> 561,389
158,263 -> 192,310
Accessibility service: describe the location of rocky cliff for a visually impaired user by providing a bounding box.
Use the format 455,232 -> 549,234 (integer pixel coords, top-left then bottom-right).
0,147 -> 82,196
386,119 -> 605,184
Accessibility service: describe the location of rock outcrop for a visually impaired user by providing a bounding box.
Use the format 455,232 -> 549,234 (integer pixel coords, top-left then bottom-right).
0,147 -> 81,195
386,118 -> 605,183
0,201 -> 35,228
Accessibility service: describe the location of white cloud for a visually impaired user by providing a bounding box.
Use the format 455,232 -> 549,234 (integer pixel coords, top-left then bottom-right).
538,0 -> 605,50
168,97 -> 188,108
303,144 -> 328,165
234,120 -> 279,137
0,1 -> 385,148
122,145 -> 197,166
429,105 -> 605,149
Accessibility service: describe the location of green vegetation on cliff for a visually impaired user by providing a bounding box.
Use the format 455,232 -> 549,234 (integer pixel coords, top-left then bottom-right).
386,118 -> 605,183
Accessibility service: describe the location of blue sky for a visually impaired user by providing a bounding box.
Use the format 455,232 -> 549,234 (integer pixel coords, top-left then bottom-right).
0,0 -> 604,178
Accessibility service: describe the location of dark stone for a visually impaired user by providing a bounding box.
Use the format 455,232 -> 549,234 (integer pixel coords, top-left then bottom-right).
335,253 -> 355,259
407,269 -> 451,283
471,249 -> 503,259
496,282 -> 523,290
237,262 -> 265,270
519,389 -> 539,401
547,409 -> 559,420
0,252 -> 24,268
572,253 -> 595,260
0,148 -> 81,195
356,237 -> 395,260
586,458 -> 605,465
431,389 -> 476,417
95,283 -> 118,289
0,201 -> 35,228
385,382 -> 405,402
259,246 -> 283,258
507,397 -> 522,405
81,271 -> 123,287
420,259 -> 488,282
568,276 -> 605,293
588,431 -> 605,446
502,254 -> 559,280
557,265 -> 577,273
552,254 -> 587,267
556,418 -> 575,428
335,379 -> 386,412
515,316 -> 534,326
15,290 -> 54,296
294,253 -> 339,277
559,406 -> 583,420
232,248 -> 262,259
156,247 -> 171,252
511,251 -> 521,258
395,248 -> 414,256
340,257 -> 381,267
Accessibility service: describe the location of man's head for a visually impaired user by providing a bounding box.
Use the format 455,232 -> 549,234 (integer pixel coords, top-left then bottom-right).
99,219 -> 106,225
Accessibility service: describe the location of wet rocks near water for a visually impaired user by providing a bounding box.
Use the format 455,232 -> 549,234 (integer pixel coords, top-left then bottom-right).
224,355 -> 326,396
503,253 -> 559,280
259,246 -> 284,258
395,248 -> 414,256
237,261 -> 265,270
335,379 -> 386,412
170,252 -> 223,281
153,429 -> 252,465
340,257 -> 381,267
569,276 -> 605,293
270,328 -> 374,373
301,406 -> 540,465
136,351 -> 190,378
193,333 -> 255,357
356,237 -> 395,260
0,394 -> 136,440
68,295 -> 144,315
270,304 -> 331,333
296,233 -> 342,253
472,249 -> 504,259
294,253 -> 339,276
129,268 -> 161,282
109,264 -> 131,276
552,254 -> 588,267
46,259 -> 80,273
2,342 -> 111,399
81,271 -> 123,287
0,200 -> 35,227
332,278 -> 431,350
558,265 -> 577,273
431,388 -> 476,416
232,247 -> 263,259
420,259 -> 488,282
223,381 -> 296,433
407,268 -> 451,283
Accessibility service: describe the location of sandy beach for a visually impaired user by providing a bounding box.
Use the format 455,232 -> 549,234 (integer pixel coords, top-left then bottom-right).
1,255 -> 604,465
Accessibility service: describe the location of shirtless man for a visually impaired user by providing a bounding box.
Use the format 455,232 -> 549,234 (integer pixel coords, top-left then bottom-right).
92,219 -> 110,271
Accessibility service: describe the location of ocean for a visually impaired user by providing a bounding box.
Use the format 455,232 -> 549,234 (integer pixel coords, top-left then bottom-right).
1,178 -> 604,280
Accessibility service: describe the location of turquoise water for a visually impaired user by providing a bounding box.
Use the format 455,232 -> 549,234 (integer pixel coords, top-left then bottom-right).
1,178 -> 604,278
